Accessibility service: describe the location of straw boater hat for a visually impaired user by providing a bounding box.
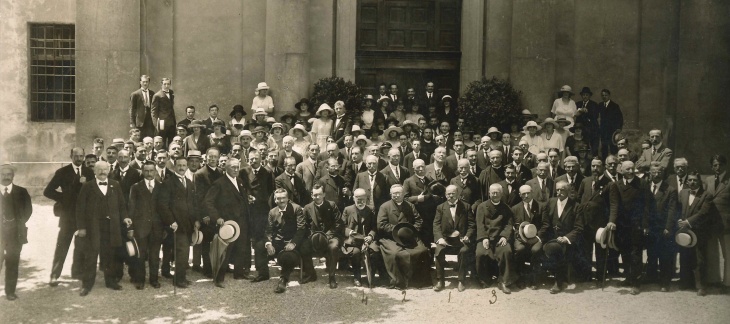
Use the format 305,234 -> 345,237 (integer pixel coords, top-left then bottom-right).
383,126 -> 403,139
289,124 -> 309,137
252,108 -> 267,118
676,229 -> 697,248
188,119 -> 205,129
523,121 -> 542,132
112,138 -> 125,145
486,127 -> 502,137
315,103 -> 335,117
190,229 -> 204,245
125,237 -> 140,258
256,82 -> 270,91
558,85 -> 574,96
229,104 -> 246,117
218,220 -> 241,243
518,221 -> 539,245
541,117 -> 559,129
239,130 -> 254,140
187,150 -> 202,159
350,124 -> 363,137
595,227 -> 609,249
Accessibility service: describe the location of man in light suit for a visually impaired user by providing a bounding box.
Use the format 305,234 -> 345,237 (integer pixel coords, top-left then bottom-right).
296,144 -> 322,192
381,148 -> 410,187
0,163 -> 33,301
444,141 -> 467,172
636,129 -> 673,173
278,136 -> 304,167
433,185 -> 475,292
704,154 -> 729,289
151,78 -> 176,146
526,162 -> 554,204
129,75 -> 156,139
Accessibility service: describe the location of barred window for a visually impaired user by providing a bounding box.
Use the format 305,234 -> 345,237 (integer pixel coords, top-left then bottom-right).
29,24 -> 75,122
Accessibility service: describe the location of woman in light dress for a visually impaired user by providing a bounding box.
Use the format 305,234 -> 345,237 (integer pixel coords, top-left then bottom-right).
252,82 -> 275,115
310,103 -> 335,150
551,85 -> 577,123
539,118 -> 565,160
288,124 -> 312,157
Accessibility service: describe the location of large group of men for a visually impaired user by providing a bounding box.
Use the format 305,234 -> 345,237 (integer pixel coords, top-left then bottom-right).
1,77 -> 728,302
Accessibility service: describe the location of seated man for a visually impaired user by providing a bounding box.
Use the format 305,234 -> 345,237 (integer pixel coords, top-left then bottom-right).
511,185 -> 544,290
300,184 -> 344,289
433,185 -> 475,292
378,184 -> 431,289
262,189 -> 317,294
538,180 -> 583,294
475,183 -> 516,294
342,188 -> 388,287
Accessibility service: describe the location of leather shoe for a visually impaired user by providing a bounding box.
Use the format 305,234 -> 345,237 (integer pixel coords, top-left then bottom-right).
214,281 -> 225,288
6,293 -> 18,301
329,276 -> 338,289
175,282 -> 189,289
203,271 -> 214,279
458,282 -> 466,292
251,276 -> 270,283
550,283 -> 562,294
300,276 -> 317,284
150,282 -> 161,289
161,272 -> 173,279
106,283 -> 123,291
386,279 -> 397,289
234,273 -> 253,280
479,280 -> 490,289
697,288 -> 707,296
79,288 -> 91,297
353,279 -> 362,287
498,282 -> 511,294
135,283 -> 144,290
433,281 -> 445,292
274,279 -> 287,293
630,287 -> 640,295
49,277 -> 60,287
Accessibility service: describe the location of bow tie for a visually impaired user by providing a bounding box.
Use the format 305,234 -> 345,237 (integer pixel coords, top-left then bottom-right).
98,182 -> 108,186
449,204 -> 457,208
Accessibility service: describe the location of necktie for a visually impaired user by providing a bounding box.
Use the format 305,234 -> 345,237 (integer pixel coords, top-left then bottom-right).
715,174 -> 720,189
394,167 -> 399,180
144,90 -> 149,106
290,174 -> 295,185
449,204 -> 457,208
462,177 -> 467,186
99,182 -> 107,186
592,181 -> 596,192
160,170 -> 165,180
75,167 -> 79,176
254,169 -> 258,176
180,177 -> 186,188
369,174 -> 375,182
652,183 -> 657,195
121,170 -> 126,178
3,188 -> 8,196
652,148 -> 657,155
471,166 -> 476,175
147,181 -> 153,193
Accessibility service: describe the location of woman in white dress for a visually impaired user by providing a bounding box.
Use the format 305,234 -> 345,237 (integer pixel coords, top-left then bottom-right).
539,118 -> 565,159
360,94 -> 385,137
251,82 -> 275,115
382,125 -> 402,149
310,103 -> 334,150
551,85 -> 577,123
522,121 -> 543,155
288,124 -> 312,157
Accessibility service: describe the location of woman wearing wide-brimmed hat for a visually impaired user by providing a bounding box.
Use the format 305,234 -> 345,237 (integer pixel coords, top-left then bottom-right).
311,103 -> 335,149
360,94 -> 385,136
288,123 -> 312,156
438,95 -> 458,128
383,125 -> 403,149
521,121 -> 544,155
269,122 -> 286,149
539,118 -> 564,159
208,120 -> 231,155
228,104 -> 247,139
183,119 -> 210,155
565,122 -> 591,158
294,98 -> 313,131
251,126 -> 279,152
551,85 -> 577,124
252,82 -> 275,115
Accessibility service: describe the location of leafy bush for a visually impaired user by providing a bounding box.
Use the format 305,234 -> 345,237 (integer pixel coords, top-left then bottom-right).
310,77 -> 364,116
458,77 -> 524,135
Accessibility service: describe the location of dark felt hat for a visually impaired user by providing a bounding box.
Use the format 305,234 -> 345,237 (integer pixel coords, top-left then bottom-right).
229,104 -> 246,117
392,222 -> 418,249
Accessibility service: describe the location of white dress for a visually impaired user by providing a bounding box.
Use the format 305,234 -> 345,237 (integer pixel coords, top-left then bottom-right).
310,118 -> 333,149
540,131 -> 564,153
551,98 -> 577,123
251,95 -> 275,114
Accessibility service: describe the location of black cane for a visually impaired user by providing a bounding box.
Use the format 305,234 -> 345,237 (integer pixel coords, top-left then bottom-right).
173,225 -> 177,296
601,233 -> 610,291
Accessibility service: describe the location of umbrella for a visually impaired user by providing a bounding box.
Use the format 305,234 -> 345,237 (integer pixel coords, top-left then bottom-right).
363,243 -> 373,288
209,233 -> 230,281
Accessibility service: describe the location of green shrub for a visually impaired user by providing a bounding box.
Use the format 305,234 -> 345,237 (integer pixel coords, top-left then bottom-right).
310,77 -> 364,116
458,76 -> 524,135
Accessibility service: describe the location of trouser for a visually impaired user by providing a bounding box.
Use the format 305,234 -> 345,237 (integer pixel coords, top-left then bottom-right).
274,240 -> 316,282
513,239 -> 543,284
315,238 -> 341,277
51,221 -> 84,279
434,243 -> 472,283
475,240 -> 516,285
158,122 -> 176,147
617,227 -> 643,288
173,230 -> 190,284
131,230 -> 162,284
161,228 -> 174,275
599,133 -> 617,159
543,240 -> 576,285
253,239 -> 272,278
645,231 -> 676,286
705,231 -> 723,284
679,237 -> 708,290
2,231 -> 22,295
344,242 -> 387,280
82,220 -> 123,290
215,227 -> 250,282
192,224 -> 215,275
721,233 -> 730,286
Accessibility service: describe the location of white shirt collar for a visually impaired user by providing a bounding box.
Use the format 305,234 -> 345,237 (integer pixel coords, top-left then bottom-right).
0,183 -> 14,194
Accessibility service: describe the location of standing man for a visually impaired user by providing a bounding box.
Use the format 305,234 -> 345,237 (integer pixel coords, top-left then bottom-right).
44,147 -> 94,286
450,159 -> 481,208
497,164 -> 522,207
526,162 -> 554,204
277,136 -> 304,167
598,89 -> 623,158
403,139 -> 427,174
645,162 -> 678,291
636,129 -> 673,173
354,155 -> 390,215
404,159 -> 442,247
426,147 -> 455,184
245,150 -> 275,282
555,156 -> 584,198
177,106 -> 196,131
381,148 -> 409,187
296,144 -> 322,192
202,104 -> 222,135
127,161 -> 164,289
575,158 -> 613,283
433,185 -> 475,292
703,154 -> 729,289
151,78 -> 176,146
319,158 -> 352,211
478,150 -> 507,201
130,75 -> 156,139
341,188 -> 386,287
204,158 -> 252,287
193,147 -> 223,277
109,150 -> 143,204
668,157 -> 689,192
574,87 -> 601,157
332,101 -> 351,144
76,161 -> 131,296
301,184 -> 344,288
276,156 -> 310,206
157,157 -> 199,289
607,161 -> 650,295
0,163 -> 32,301
678,171 -> 715,296
421,81 -> 437,108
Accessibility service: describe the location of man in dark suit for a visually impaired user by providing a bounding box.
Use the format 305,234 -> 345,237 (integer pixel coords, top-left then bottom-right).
318,143 -> 352,178
403,139 -> 428,175
204,158 -> 252,287
444,141 -> 467,172
129,75 -> 156,139
497,164 -> 522,207
636,129 -> 673,173
151,77 -> 176,146
192,147 -> 223,277
276,156 -> 310,206
420,128 -> 437,160
465,149 -> 482,178
478,150 -> 507,201
475,183 -> 516,294
354,155 -> 390,213
127,161 -> 164,289
341,188 -> 387,287
450,159 -> 481,208
575,158 -> 613,283
433,185 -> 475,292
476,136 -> 491,171
345,147 -> 367,188
265,150 -> 284,178
244,151 -> 275,282
598,89 -> 623,158
607,161 -> 650,295
109,150 -> 143,204
157,157 -> 199,289
525,162 -> 554,204
426,147 -> 456,184
300,184 -> 344,288
555,157 -> 585,199
403,159 -> 443,247
76,161 -> 132,296
510,147 -> 533,185
0,164 -> 32,301
667,157 -> 689,192
539,180 -> 584,294
44,147 -> 95,286
318,158 -> 352,212
201,104 -> 222,135
678,171 -> 716,296
512,185 -> 544,289
381,148 -> 410,187
277,136 -> 304,167
645,162 -> 678,291
547,150 -> 566,180
574,87 -> 602,156
420,81 -> 438,108
703,154 -> 729,287
332,103 -> 352,144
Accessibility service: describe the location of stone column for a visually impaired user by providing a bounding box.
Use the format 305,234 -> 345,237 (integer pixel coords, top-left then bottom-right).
459,0 -> 485,94
336,0 -> 357,82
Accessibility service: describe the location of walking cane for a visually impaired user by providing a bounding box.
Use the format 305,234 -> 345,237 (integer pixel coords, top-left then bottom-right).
601,229 -> 611,291
172,225 -> 177,296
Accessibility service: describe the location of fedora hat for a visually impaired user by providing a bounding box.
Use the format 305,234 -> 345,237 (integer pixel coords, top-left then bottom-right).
310,231 -> 329,254
383,126 -> 402,139
342,233 -> 365,255
219,220 -> 241,243
188,119 -> 205,129
126,237 -> 140,258
676,229 -> 697,248
595,227 -> 609,249
256,82 -> 270,91
541,118 -> 559,129
518,221 -> 539,245
350,124 -> 363,136
392,222 -> 418,248
486,127 -> 502,137
558,85 -> 574,95
191,229 -> 204,245
315,103 -> 334,117
579,87 -> 592,95
289,124 -> 309,137
555,116 -> 573,128
277,250 -> 300,267
295,98 -> 311,110
444,230 -> 464,247
229,104 -> 246,117
523,121 -> 542,132
428,179 -> 448,197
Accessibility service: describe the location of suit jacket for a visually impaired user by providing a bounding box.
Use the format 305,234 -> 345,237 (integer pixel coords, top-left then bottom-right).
332,114 -> 352,144
497,180 -> 522,208
266,203 -> 305,246
538,197 -> 583,243
636,144 -> 673,172
554,172 -> 585,194
576,175 -> 612,230
109,167 -> 143,204
130,88 -> 154,127
450,174 -> 481,206
574,99 -> 601,138
296,158 -> 322,192
154,167 -> 175,183
183,134 -> 211,156
513,164 -> 533,185
345,160 -> 368,189
526,176 -> 555,204
342,204 -> 377,242
403,150 -> 428,174
403,174 -> 442,215
648,181 -> 679,233
478,165 -> 506,201
377,200 -> 423,240
316,155 -> 351,183
609,177 -> 650,229
598,100 -> 623,136
381,164 -> 410,187
300,200 -> 343,240
275,172 -> 310,206
511,199 -> 543,236
425,163 -> 455,184
476,150 -> 491,171
318,173 -> 352,211
353,171 -> 390,211
667,173 -> 688,192
151,89 -> 176,126
444,153 -> 466,172
475,200 -> 513,242
157,175 -> 197,235
704,172 -> 730,232
202,117 -> 223,135
44,164 -> 95,226
76,179 -> 128,249
204,175 -> 250,224
0,184 -> 32,247
128,179 -> 162,239
679,188 -> 715,233
277,150 -> 303,169
265,164 -> 284,179
547,164 -> 566,180
245,166 -> 275,237
433,200 -> 475,242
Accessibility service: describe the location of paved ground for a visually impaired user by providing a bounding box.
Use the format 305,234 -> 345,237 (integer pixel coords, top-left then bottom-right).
1,203 -> 730,323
